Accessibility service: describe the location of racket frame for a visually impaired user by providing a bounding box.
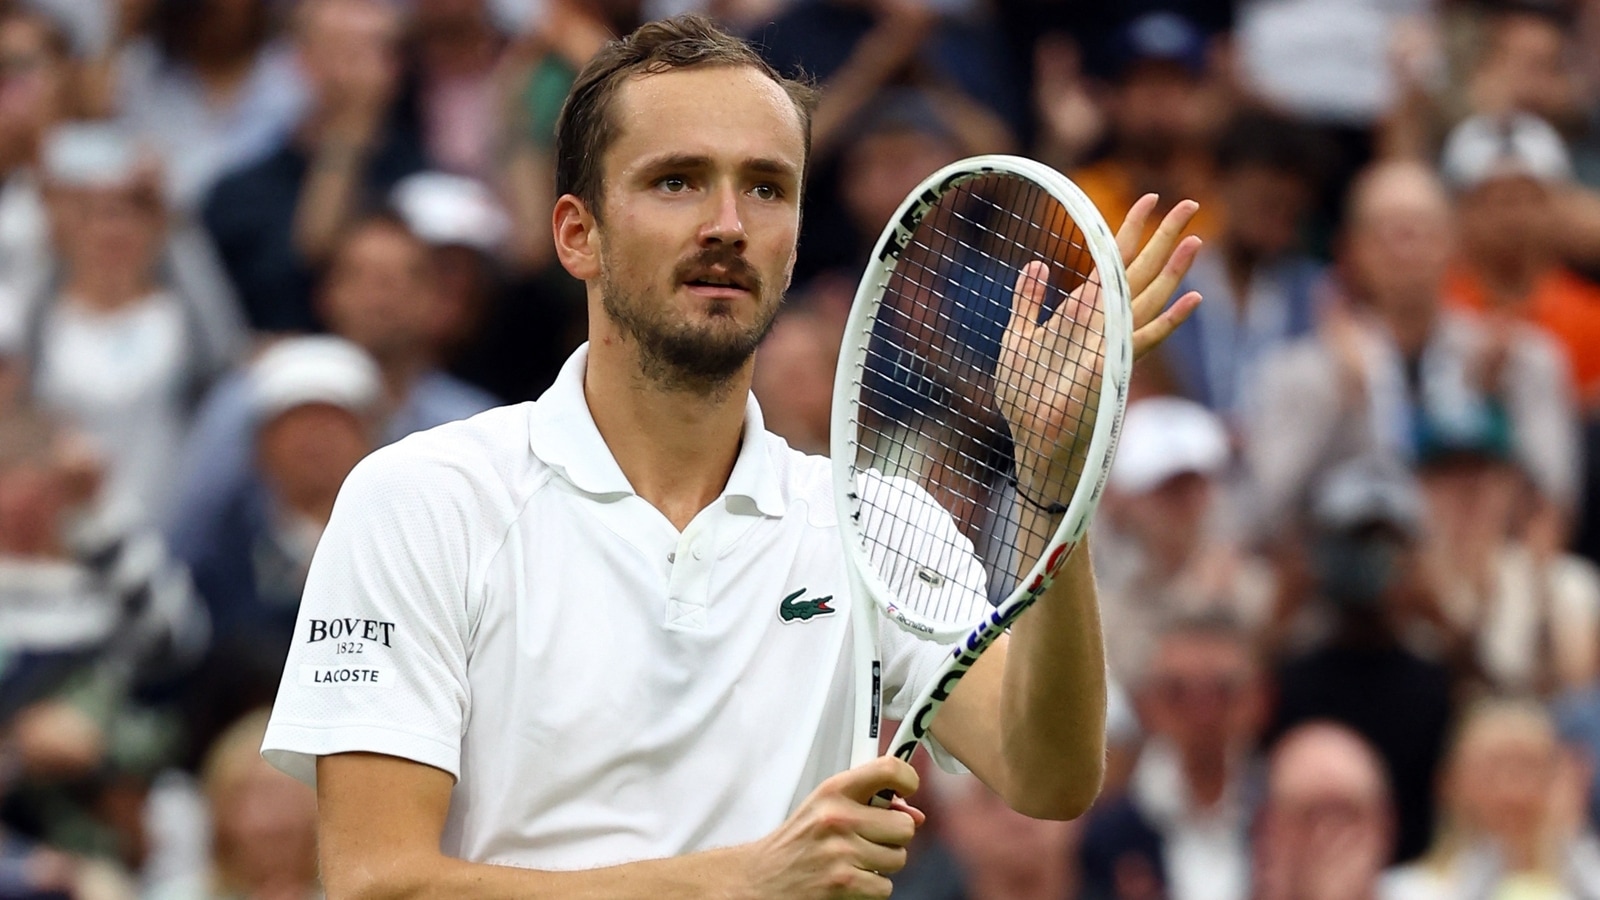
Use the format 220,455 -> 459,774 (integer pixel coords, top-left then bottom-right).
831,154 -> 1133,764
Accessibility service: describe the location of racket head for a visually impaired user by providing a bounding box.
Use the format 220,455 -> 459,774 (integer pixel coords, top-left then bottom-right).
830,155 -> 1132,643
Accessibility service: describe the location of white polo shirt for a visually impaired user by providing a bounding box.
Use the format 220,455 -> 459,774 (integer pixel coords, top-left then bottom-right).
262,345 -> 970,870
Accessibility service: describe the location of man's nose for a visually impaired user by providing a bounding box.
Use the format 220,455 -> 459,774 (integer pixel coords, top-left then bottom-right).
699,183 -> 747,248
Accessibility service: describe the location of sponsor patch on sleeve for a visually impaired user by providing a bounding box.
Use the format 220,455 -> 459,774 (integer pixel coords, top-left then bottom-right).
299,664 -> 395,688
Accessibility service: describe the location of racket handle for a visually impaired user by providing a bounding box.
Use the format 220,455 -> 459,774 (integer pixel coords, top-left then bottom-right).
870,789 -> 895,808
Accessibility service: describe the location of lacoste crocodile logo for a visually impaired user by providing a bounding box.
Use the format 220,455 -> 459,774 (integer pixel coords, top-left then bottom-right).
778,588 -> 836,624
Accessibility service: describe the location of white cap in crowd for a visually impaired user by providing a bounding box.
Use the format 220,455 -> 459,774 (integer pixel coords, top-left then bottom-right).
1109,397 -> 1230,495
1310,456 -> 1426,538
250,336 -> 383,423
41,122 -> 141,189
390,172 -> 510,253
1440,112 -> 1573,190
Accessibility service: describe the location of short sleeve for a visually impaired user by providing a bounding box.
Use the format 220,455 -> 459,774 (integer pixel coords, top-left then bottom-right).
262,443 -> 490,786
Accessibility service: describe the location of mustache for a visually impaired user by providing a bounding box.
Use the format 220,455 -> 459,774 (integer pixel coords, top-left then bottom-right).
672,247 -> 762,294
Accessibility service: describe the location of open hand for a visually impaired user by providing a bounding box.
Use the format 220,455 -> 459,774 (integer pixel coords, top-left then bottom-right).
995,196 -> 1202,504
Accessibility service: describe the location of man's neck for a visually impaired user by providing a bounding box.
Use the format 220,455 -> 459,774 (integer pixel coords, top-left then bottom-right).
1373,294 -> 1437,358
1180,747 -> 1232,811
1222,242 -> 1263,314
373,348 -> 428,408
584,332 -> 751,532
1471,252 -> 1548,308
63,275 -> 154,313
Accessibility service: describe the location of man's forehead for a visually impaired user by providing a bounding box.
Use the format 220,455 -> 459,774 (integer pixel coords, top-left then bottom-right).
607,65 -> 806,162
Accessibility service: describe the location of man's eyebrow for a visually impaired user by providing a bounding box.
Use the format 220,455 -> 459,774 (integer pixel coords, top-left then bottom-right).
638,153 -> 713,173
744,158 -> 800,179
635,153 -> 799,180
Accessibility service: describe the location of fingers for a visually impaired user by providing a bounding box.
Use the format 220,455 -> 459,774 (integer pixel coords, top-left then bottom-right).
888,796 -> 926,828
849,833 -> 911,875
1008,260 -> 1051,332
852,803 -> 919,848
1115,193 -> 1158,265
830,755 -> 920,805
1132,290 -> 1202,361
1131,233 -> 1203,328
1124,199 -> 1199,296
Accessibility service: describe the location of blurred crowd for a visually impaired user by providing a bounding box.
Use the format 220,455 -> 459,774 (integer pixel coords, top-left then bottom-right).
0,0 -> 1596,897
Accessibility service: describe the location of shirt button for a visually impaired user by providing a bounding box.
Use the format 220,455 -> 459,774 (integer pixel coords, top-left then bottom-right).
692,544 -> 706,561
667,552 -> 676,564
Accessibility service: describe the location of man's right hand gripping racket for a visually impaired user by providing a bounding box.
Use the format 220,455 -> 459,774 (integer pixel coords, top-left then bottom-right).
834,155 -> 1133,777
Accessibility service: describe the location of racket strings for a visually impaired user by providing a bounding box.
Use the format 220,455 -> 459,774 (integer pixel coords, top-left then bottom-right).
850,174 -> 1106,627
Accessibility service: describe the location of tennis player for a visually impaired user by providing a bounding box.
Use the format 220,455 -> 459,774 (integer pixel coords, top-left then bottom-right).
262,14 -> 1201,899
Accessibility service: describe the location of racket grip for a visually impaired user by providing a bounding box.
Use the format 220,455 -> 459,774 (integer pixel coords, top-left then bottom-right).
870,789 -> 895,808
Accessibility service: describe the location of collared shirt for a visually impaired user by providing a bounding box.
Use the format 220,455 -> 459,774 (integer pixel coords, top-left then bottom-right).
263,345 -> 963,869
1130,739 -> 1255,900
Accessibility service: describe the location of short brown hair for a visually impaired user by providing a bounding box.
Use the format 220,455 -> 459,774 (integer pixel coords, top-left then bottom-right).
554,15 -> 818,220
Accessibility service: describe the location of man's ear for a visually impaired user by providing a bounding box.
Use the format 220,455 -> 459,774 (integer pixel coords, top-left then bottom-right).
553,194 -> 601,282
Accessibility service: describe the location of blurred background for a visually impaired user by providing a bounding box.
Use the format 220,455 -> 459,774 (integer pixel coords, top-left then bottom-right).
0,0 -> 1598,896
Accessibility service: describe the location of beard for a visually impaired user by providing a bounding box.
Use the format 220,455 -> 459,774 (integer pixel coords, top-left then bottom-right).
599,247 -> 781,397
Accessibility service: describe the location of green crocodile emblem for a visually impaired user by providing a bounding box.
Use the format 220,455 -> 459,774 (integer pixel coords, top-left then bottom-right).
779,588 -> 836,623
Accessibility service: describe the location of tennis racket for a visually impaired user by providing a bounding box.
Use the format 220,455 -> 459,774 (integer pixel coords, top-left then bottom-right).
834,154 -> 1131,771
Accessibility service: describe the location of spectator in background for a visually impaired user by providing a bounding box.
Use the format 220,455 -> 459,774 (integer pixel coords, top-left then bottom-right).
0,407 -> 208,890
1442,112 -> 1600,411
1251,723 -> 1402,900
411,0 -> 507,184
756,0 -> 1027,142
147,708 -> 319,900
1268,458 -> 1455,863
756,0 -> 1016,287
750,307 -> 836,456
166,215 -> 495,614
895,769 -> 1083,900
1234,0 -> 1436,230
1071,13 -> 1222,246
1155,112 -> 1328,423
1387,699 -> 1600,898
91,0 -> 307,212
174,337 -> 380,761
14,123 -> 242,534
1245,160 -> 1579,541
1079,614 -> 1266,900
0,4 -> 79,307
203,0 -> 426,332
391,170 -> 583,403
1094,397 -> 1275,682
1555,680 -> 1600,833
826,88 -> 968,280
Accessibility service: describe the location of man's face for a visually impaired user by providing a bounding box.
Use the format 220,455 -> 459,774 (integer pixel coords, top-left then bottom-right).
54,182 -> 166,280
841,127 -> 962,243
298,0 -> 401,106
320,224 -> 436,360
589,65 -> 804,391
1139,632 -> 1259,760
257,404 -> 373,507
1457,175 -> 1554,271
1479,14 -> 1579,126
1113,62 -> 1206,159
0,16 -> 69,142
1448,722 -> 1559,840
1222,165 -> 1310,261
1262,737 -> 1391,880
1347,176 -> 1454,312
